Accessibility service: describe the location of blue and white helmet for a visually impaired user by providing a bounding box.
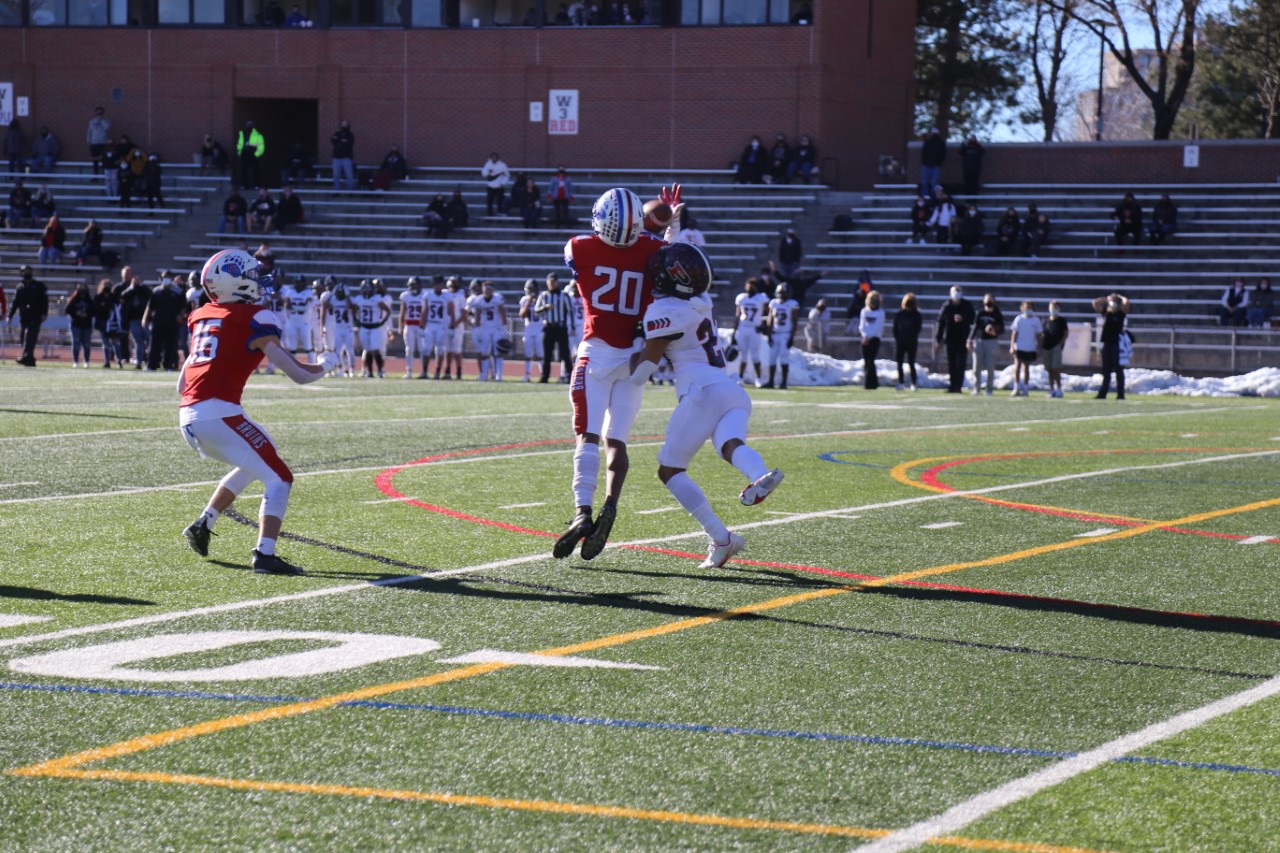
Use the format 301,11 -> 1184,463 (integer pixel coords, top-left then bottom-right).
201,249 -> 268,304
592,188 -> 644,248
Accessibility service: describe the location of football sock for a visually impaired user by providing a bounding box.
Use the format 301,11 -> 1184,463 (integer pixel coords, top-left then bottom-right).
256,536 -> 277,556
729,445 -> 769,482
199,506 -> 220,530
753,363 -> 762,381
572,442 -> 600,509
768,366 -> 776,385
666,472 -> 729,543
781,366 -> 790,386
495,358 -> 503,379
374,353 -> 384,371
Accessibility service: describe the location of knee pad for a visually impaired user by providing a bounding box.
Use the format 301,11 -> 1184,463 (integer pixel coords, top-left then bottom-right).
261,480 -> 292,520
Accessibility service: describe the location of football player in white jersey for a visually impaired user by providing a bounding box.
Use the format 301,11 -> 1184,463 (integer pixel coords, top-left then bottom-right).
310,277 -> 328,354
630,242 -> 783,569
374,278 -> 394,358
446,276 -> 467,380
765,283 -> 799,389
322,281 -> 356,377
732,277 -> 770,386
351,279 -> 391,378
422,275 -> 455,380
518,279 -> 544,382
470,280 -> 508,381
399,276 -> 428,378
279,277 -> 316,357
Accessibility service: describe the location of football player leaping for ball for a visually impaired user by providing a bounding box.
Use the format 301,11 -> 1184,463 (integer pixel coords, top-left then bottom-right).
629,242 -> 784,568
179,249 -> 339,575
553,185 -> 684,561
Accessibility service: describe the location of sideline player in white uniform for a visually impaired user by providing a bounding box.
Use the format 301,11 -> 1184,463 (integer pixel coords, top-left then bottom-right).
732,277 -> 770,386
630,242 -> 784,568
351,279 -> 391,378
374,278 -> 393,357
322,281 -> 356,377
566,282 -> 585,360
422,275 -> 455,380
279,277 -> 316,357
310,278 -> 328,354
470,280 -> 508,381
765,283 -> 800,389
399,276 -> 428,378
446,277 -> 467,380
178,248 -> 339,575
518,279 -> 543,382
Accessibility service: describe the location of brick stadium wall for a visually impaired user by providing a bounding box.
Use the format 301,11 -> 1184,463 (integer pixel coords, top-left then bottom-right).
0,2 -> 913,188
904,140 -> 1280,187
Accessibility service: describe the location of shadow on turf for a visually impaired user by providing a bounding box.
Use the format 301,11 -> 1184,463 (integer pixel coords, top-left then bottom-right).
0,585 -> 153,606
861,586 -> 1280,641
0,408 -> 144,420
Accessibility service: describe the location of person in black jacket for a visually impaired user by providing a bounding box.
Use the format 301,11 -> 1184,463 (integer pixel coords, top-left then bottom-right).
8,264 -> 47,367
736,136 -> 767,185
1041,300 -> 1069,398
1021,204 -> 1050,257
956,204 -> 984,256
909,196 -> 932,245
1092,293 -> 1130,399
959,135 -> 985,196
934,285 -> 975,393
769,261 -> 823,310
969,293 -> 1005,396
91,277 -> 122,367
1149,194 -> 1178,244
893,292 -> 922,390
1112,193 -> 1143,245
144,273 -> 186,371
275,186 -> 304,233
920,128 -> 946,195
778,227 -> 803,277
65,281 -> 95,368
994,207 -> 1020,256
142,154 -> 165,209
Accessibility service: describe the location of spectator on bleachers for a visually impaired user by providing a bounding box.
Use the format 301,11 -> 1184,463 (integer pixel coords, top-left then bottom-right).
1093,293 -> 1130,399
778,227 -> 803,277
262,0 -> 285,25
805,298 -> 830,353
1220,278 -> 1248,326
284,4 -> 309,25
120,271 -> 151,368
37,214 -> 65,264
552,3 -> 570,23
935,285 -> 974,393
6,178 -> 32,227
481,152 -> 510,215
1041,300 -> 1067,397
76,219 -> 104,267
848,268 -> 872,318
375,145 -> 409,190
767,134 -> 791,184
236,121 -> 265,189
1148,194 -> 1178,244
1247,278 -> 1274,328
508,172 -> 528,216
219,187 -> 248,234
92,278 -> 122,367
735,136 -> 767,185
546,166 -> 575,228
276,185 -> 304,233
200,135 -> 228,177
959,135 -> 984,196
281,142 -> 312,185
87,107 -> 110,175
908,195 -> 931,244
993,207 -> 1020,256
927,190 -> 957,244
249,187 -> 276,233
446,187 -> 469,231
8,265 -> 46,367
253,243 -> 276,279
31,184 -> 55,222
28,126 -> 60,172
956,203 -> 984,256
676,216 -> 706,246
858,291 -> 884,389
893,292 -> 922,390
520,176 -> 542,228
116,159 -> 134,208
791,3 -> 812,23
969,292 -> 1004,395
422,194 -> 450,238
101,139 -> 119,197
4,119 -> 26,174
1020,204 -> 1050,257
1111,192 -> 1143,245
65,281 -> 93,368
769,259 -> 823,309
144,272 -> 185,371
142,154 -> 165,208
919,128 -> 946,196
786,135 -> 818,184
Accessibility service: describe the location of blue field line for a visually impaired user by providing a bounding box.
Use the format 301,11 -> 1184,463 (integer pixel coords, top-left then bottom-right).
6,679 -> 1278,779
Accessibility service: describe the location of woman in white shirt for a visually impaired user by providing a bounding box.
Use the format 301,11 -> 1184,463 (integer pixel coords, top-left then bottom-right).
858,290 -> 885,390
926,191 -> 957,243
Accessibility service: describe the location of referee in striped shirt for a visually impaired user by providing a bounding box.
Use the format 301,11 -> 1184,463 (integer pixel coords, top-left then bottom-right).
535,272 -> 573,383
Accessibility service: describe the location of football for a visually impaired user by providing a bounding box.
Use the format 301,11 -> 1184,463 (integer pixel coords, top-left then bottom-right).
643,199 -> 673,231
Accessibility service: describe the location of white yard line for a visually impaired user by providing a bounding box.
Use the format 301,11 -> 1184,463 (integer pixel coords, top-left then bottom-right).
1238,535 -> 1273,545
1075,528 -> 1119,538
921,521 -> 962,530
634,507 -> 681,515
0,615 -> 52,628
498,502 -> 547,510
855,674 -> 1280,853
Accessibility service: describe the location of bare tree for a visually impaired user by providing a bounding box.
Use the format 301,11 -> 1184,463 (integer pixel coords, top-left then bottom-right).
1023,0 -> 1082,140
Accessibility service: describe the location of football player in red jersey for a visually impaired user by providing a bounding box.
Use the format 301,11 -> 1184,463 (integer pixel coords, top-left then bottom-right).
178,249 -> 338,575
553,185 -> 683,561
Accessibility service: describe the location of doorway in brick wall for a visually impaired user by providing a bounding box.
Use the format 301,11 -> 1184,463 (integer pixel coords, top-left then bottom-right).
231,98 -> 319,190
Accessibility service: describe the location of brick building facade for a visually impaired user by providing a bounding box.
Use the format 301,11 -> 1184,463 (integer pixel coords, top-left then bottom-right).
0,0 -> 914,188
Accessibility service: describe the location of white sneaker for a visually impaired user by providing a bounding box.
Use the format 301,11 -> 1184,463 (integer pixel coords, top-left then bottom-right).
699,533 -> 745,569
741,469 -> 784,506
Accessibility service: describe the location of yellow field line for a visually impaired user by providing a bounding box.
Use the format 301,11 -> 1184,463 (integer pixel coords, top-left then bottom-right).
39,768 -> 1112,853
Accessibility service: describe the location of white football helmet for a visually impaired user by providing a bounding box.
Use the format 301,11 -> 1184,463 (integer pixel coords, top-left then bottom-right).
201,249 -> 267,304
591,188 -> 644,248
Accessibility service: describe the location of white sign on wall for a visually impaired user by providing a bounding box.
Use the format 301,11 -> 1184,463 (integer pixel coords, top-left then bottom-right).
1183,145 -> 1200,168
529,101 -> 543,122
0,84 -> 13,126
16,97 -> 28,117
548,89 -> 579,135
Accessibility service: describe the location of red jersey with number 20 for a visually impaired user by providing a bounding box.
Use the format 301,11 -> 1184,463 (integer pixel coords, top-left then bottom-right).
564,232 -> 665,350
181,302 -> 283,407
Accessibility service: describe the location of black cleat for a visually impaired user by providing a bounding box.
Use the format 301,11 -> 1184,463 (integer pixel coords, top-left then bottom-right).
553,512 -> 594,559
579,502 -> 616,560
183,518 -> 214,557
252,550 -> 305,575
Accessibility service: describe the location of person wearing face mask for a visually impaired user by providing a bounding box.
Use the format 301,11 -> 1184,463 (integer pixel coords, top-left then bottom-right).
1092,293 -> 1130,400
968,293 -> 1004,396
956,203 -> 985,256
1040,300 -> 1068,398
1008,301 -> 1043,397
935,285 -> 975,393
736,136 -> 767,185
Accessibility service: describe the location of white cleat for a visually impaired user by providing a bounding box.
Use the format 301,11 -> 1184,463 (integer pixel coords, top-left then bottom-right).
699,533 -> 745,569
740,469 -> 784,506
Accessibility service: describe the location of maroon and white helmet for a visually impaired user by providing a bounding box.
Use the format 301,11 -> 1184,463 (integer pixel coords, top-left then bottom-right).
591,188 -> 644,248
200,249 -> 268,304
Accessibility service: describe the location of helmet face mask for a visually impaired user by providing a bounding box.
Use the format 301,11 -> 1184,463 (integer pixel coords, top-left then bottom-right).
200,249 -> 265,304
591,188 -> 644,248
647,242 -> 714,300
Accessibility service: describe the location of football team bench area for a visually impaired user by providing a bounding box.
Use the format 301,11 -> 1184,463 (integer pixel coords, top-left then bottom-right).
3,370 -> 1280,851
